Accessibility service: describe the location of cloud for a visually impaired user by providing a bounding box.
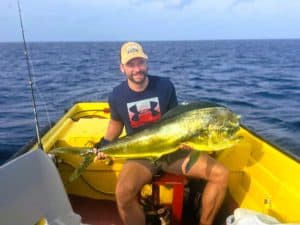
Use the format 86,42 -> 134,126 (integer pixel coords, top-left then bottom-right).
231,0 -> 255,7
130,0 -> 194,9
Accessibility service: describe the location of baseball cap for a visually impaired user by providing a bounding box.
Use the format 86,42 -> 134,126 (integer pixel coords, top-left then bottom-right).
120,42 -> 148,65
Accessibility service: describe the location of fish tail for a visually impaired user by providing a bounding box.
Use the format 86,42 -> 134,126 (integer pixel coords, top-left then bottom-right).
68,152 -> 95,183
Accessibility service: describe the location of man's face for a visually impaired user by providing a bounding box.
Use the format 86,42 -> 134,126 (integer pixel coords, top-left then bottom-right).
120,58 -> 148,85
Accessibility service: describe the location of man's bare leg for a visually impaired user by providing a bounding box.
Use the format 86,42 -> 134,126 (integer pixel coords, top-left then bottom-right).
115,161 -> 152,225
182,154 -> 229,225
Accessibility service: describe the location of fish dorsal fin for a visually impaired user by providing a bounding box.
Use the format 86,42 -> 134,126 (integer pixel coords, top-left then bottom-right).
162,101 -> 223,120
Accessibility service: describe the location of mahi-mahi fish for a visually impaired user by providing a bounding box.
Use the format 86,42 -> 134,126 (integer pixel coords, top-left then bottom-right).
50,102 -> 242,182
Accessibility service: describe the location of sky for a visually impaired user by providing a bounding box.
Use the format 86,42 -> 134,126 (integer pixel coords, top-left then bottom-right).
1,0 -> 300,42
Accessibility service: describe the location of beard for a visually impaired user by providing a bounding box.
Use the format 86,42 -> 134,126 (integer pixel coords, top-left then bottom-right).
127,69 -> 148,85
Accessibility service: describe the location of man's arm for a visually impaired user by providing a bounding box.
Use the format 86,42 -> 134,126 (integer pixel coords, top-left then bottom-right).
94,119 -> 124,160
104,119 -> 124,141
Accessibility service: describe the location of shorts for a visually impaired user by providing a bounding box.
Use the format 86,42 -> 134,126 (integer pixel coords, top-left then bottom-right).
127,150 -> 192,175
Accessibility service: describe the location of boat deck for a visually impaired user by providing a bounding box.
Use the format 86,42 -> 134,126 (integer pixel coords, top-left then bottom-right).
69,193 -> 236,225
70,195 -> 123,225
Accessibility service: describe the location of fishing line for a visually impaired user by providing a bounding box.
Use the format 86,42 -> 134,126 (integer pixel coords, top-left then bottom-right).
17,0 -> 44,150
30,61 -> 53,131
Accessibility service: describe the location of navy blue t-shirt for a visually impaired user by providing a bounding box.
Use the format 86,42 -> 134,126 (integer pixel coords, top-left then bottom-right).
108,75 -> 178,135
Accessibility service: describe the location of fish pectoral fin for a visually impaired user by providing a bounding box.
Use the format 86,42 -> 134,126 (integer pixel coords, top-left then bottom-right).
185,151 -> 202,173
186,135 -> 235,152
183,139 -> 213,152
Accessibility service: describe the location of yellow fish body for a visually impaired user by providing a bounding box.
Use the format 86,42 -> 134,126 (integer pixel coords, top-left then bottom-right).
99,102 -> 241,158
51,102 -> 241,181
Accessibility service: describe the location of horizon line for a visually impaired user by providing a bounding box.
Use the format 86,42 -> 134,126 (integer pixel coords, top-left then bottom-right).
1,37 -> 300,44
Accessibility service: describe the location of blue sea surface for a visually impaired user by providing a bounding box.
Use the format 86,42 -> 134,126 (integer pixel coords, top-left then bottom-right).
0,40 -> 299,164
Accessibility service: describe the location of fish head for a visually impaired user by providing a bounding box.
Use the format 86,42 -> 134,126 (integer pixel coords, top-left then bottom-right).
207,108 -> 242,149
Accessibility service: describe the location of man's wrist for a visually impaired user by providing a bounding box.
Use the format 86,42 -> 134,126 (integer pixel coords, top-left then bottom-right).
94,137 -> 111,149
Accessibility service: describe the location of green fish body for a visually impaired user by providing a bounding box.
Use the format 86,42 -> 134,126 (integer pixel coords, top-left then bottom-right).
51,102 -> 241,181
99,102 -> 241,158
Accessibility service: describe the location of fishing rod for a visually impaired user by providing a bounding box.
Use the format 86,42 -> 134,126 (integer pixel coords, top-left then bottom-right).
17,0 -> 44,150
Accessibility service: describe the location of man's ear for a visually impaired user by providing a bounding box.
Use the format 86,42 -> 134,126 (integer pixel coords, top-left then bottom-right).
120,64 -> 125,73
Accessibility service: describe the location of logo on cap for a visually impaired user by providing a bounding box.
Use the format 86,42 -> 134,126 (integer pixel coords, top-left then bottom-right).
127,45 -> 139,54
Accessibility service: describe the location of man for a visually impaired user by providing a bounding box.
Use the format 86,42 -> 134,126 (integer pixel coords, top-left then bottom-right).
95,41 -> 229,225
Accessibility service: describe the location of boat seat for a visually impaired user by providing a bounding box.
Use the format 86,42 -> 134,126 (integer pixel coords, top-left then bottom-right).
152,173 -> 187,225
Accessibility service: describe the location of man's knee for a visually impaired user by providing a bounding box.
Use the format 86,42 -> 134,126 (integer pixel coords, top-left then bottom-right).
115,181 -> 139,207
211,164 -> 229,187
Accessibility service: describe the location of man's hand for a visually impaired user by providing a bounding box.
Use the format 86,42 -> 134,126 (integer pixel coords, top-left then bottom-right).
179,143 -> 193,150
93,147 -> 108,161
93,137 -> 111,161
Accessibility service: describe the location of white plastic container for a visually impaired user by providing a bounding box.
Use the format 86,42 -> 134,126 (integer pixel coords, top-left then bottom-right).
226,208 -> 300,225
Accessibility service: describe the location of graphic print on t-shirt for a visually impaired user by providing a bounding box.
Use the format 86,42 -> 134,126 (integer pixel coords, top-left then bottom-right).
127,97 -> 161,128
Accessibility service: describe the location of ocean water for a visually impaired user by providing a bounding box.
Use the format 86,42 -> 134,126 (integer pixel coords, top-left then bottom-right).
0,40 -> 299,164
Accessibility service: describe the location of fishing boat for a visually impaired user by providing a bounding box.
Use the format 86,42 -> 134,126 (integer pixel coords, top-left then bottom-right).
1,101 -> 299,225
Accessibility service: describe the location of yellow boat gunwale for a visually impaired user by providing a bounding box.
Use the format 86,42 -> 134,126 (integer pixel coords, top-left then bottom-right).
240,124 -> 299,163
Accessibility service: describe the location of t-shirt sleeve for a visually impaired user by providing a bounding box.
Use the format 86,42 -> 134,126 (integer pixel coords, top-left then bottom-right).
168,82 -> 178,110
108,92 -> 122,121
